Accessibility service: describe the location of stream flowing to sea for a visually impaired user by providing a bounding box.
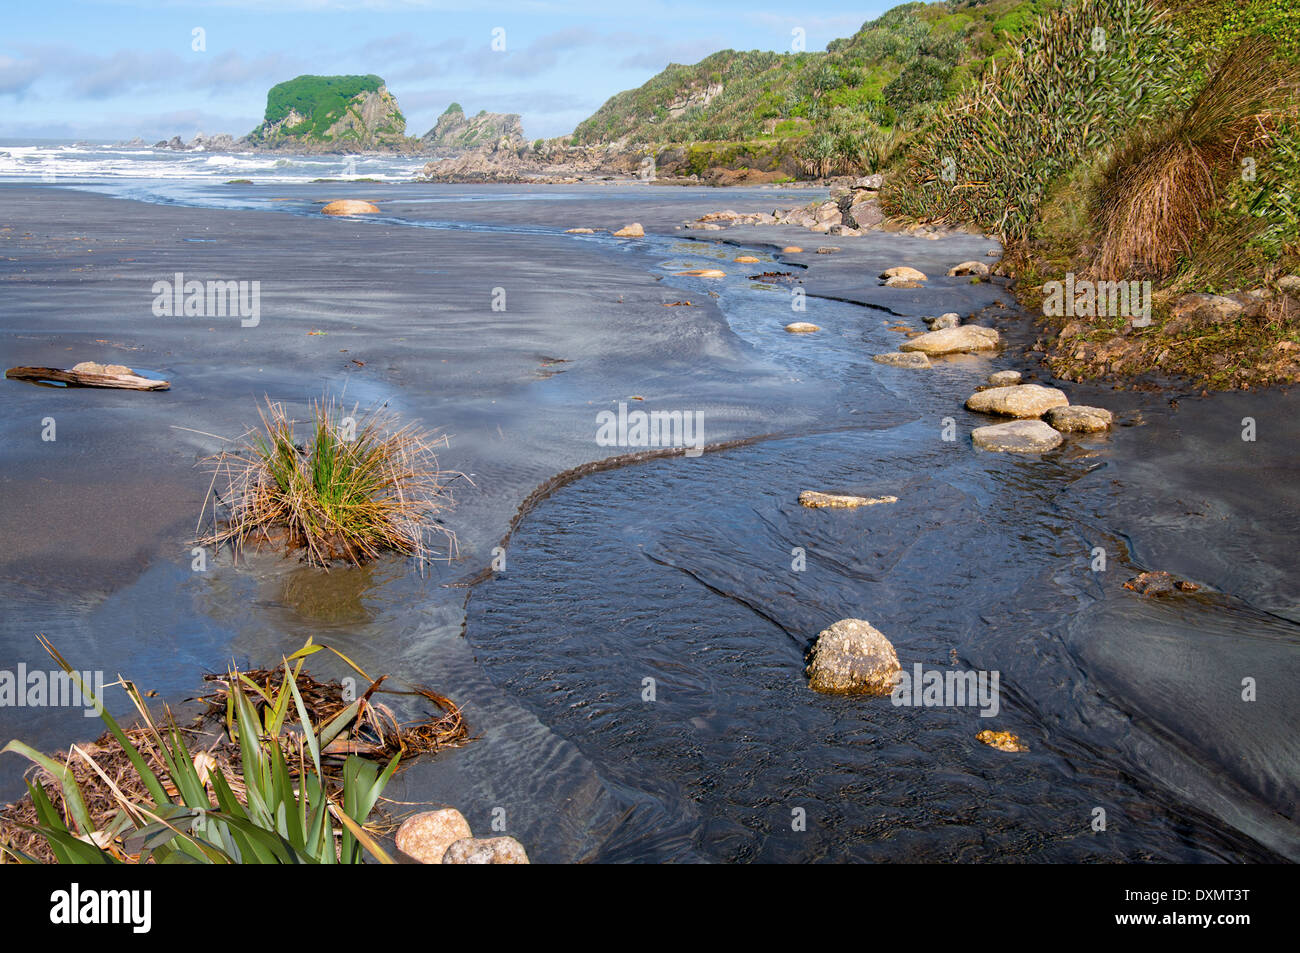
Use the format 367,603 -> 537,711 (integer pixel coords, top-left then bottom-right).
0,154 -> 1296,862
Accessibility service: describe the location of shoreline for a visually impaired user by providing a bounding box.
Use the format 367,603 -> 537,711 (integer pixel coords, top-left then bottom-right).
1,182 -> 1296,861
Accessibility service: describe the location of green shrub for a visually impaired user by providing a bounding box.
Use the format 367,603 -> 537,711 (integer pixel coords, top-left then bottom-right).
883,0 -> 1193,240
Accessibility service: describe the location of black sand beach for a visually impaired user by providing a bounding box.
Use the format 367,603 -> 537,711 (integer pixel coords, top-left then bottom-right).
0,183 -> 1295,862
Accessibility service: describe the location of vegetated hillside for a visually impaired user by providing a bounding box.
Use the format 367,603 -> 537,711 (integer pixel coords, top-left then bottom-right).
883,0 -> 1300,389
248,74 -> 412,150
570,1 -> 1062,176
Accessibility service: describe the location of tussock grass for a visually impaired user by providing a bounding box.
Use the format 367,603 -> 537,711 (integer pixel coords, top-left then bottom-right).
1092,37 -> 1300,279
883,0 -> 1191,240
199,397 -> 459,568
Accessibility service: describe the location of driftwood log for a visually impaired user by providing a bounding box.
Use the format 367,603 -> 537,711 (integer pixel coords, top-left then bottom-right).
5,362 -> 169,391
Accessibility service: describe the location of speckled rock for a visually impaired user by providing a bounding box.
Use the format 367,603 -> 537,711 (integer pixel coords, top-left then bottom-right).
987,370 -> 1022,387
1045,405 -> 1113,432
799,491 -> 898,509
899,325 -> 1000,355
1124,570 -> 1199,596
806,619 -> 902,696
971,419 -> 1063,452
395,809 -> 472,864
872,351 -> 931,368
965,384 -> 1069,418
442,836 -> 530,864
926,313 -> 959,330
977,730 -> 1028,752
71,361 -> 134,376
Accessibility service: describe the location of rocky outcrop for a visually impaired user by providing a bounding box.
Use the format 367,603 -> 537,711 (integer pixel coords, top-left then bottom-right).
247,76 -> 417,153
971,419 -> 1063,452
805,619 -> 902,695
419,139 -> 644,183
154,132 -> 246,151
422,103 -> 526,154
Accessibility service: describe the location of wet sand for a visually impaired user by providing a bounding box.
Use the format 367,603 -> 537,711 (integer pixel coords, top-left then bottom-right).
0,182 -> 1295,862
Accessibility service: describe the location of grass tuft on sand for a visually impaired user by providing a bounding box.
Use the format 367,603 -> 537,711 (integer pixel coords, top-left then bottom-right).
200,397 -> 459,568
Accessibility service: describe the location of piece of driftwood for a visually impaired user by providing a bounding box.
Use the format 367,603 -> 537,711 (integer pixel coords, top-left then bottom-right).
6,362 -> 169,391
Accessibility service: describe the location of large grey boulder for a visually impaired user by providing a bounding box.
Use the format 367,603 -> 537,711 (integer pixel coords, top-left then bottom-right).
806,619 -> 901,695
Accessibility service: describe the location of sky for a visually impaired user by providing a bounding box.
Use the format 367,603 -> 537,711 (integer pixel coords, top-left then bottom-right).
0,0 -> 899,143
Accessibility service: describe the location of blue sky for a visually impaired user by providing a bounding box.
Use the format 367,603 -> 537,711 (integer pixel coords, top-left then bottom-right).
0,0 -> 898,142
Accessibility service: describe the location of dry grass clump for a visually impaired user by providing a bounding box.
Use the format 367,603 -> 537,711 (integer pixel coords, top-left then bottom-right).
1092,37 -> 1300,279
200,397 -> 460,567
